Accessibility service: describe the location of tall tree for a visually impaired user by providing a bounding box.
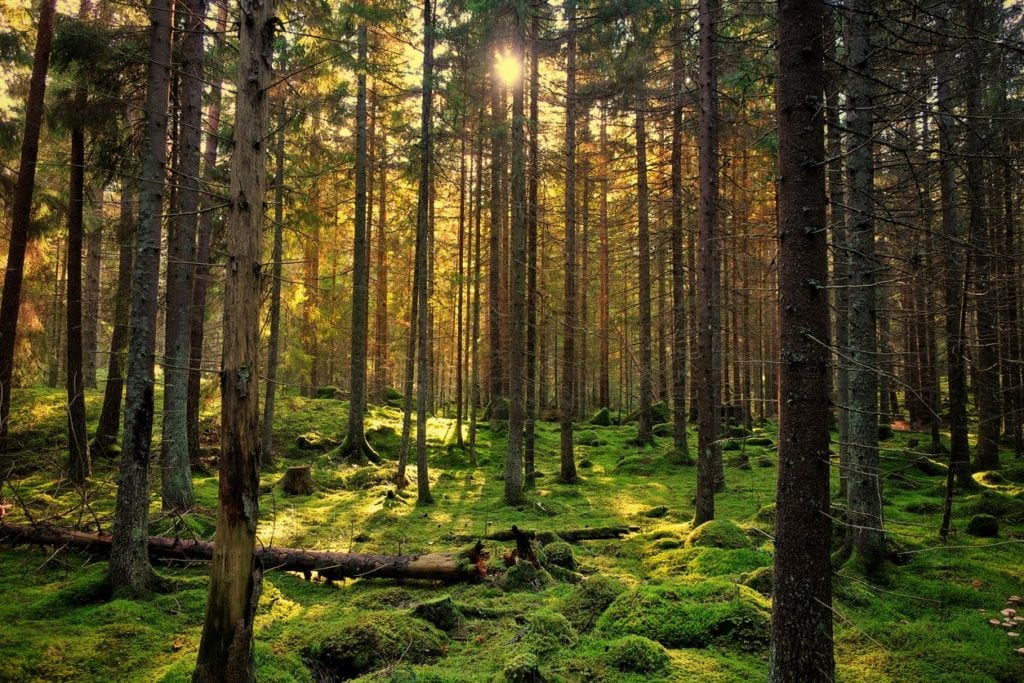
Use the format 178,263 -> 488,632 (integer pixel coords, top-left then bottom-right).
771,0 -> 835,677
0,0 -> 59,449
107,0 -> 174,595
670,0 -> 690,457
632,20 -> 654,448
843,0 -> 885,572
262,112 -> 286,466
524,8 -> 540,485
161,0 -> 206,511
695,0 -> 723,524
192,0 -> 277,676
341,14 -> 381,464
559,0 -> 579,484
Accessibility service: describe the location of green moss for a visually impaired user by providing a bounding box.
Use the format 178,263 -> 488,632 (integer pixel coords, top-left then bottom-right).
686,519 -> 750,549
605,635 -> 671,674
964,489 -> 1024,521
365,424 -> 400,458
295,431 -> 337,450
412,595 -> 463,631
541,541 -> 577,571
499,651 -> 543,682
666,448 -> 695,466
753,502 -> 776,528
589,407 -> 612,426
642,505 -> 670,518
965,513 -> 999,537
302,611 -> 446,679
501,562 -> 554,591
596,580 -> 770,651
561,575 -> 626,633
740,565 -> 774,597
344,464 -> 392,490
523,609 -> 577,653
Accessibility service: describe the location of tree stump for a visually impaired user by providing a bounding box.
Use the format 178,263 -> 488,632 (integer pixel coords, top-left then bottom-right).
280,466 -> 314,496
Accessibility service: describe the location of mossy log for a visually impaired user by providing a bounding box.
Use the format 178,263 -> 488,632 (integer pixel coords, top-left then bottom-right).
1,522 -> 487,582
450,525 -> 638,544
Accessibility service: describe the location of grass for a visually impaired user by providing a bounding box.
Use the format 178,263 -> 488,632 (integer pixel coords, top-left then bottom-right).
1,387 -> 1023,681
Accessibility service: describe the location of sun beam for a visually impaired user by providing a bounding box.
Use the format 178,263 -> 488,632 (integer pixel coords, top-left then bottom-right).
494,50 -> 520,86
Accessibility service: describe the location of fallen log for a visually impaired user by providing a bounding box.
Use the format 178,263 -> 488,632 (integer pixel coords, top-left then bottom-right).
0,522 -> 487,582
449,525 -> 639,544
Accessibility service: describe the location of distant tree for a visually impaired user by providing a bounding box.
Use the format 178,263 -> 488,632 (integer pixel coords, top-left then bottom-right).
560,0 -> 579,485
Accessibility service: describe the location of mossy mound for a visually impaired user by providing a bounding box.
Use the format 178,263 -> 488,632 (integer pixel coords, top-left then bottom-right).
726,454 -> 752,470
302,611 -> 446,680
542,541 -> 577,571
615,454 -> 656,475
523,609 -> 577,653
348,587 -> 414,609
344,465 -> 392,490
756,456 -> 774,468
747,437 -> 774,447
382,387 -> 404,407
977,470 -> 1005,486
740,565 -> 774,597
501,562 -> 554,591
596,580 -> 771,651
652,422 -> 674,438
578,458 -> 594,468
574,431 -> 605,447
484,397 -> 510,421
686,519 -> 750,549
753,502 -> 776,529
365,425 -> 400,457
721,439 -> 742,452
964,489 -> 1024,522
965,514 -> 999,537
644,547 -> 771,579
589,407 -> 612,426
295,431 -> 338,451
904,500 -> 942,515
499,651 -> 543,682
666,448 -> 695,466
643,505 -> 670,518
605,635 -> 671,674
560,575 -> 626,633
623,401 -> 670,425
316,386 -> 342,399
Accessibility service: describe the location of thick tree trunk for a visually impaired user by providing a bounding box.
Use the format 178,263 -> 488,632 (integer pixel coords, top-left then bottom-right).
695,0 -> 723,524
94,185 -> 135,455
192,1 -> 276,679
162,0 -> 206,511
770,1 -> 835,678
844,0 -> 885,572
107,0 -> 173,596
186,0 -> 228,462
342,19 -> 379,464
559,2 -> 579,485
66,110 -> 90,485
0,0 -> 58,449
670,3 -> 689,455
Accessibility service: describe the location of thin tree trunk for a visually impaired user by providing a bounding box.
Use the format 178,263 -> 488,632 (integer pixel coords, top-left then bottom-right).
107,0 -> 174,596
634,68 -> 654,448
83,217 -> 101,389
0,0 -> 58,448
456,120 -> 467,448
599,107 -> 610,410
66,90 -> 90,485
262,113 -> 286,466
192,0 -> 276,677
559,1 -> 579,485
187,0 -> 228,461
162,0 -> 206,511
488,72 -> 504,418
524,15 -> 540,484
771,1 -> 835,677
695,0 -> 723,524
670,0 -> 689,456
469,109 -> 484,467
372,129 -> 390,400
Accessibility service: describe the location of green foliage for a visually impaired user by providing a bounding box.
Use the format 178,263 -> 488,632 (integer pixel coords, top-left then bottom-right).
596,580 -> 771,651
560,576 -> 626,633
686,519 -> 750,549
605,635 -> 671,674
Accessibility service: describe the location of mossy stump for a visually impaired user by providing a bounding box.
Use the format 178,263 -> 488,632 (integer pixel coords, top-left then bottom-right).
280,466 -> 314,496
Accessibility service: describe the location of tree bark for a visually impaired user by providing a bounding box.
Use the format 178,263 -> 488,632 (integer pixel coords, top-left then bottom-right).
695,0 -> 723,524
0,0 -> 58,449
371,129 -> 390,400
192,1 -> 276,678
488,71 -> 504,418
670,2 -> 689,455
524,14 -> 540,485
162,0 -> 206,511
66,94 -> 90,485
107,0 -> 173,596
559,1 -> 579,485
262,112 -> 286,467
83,215 -> 101,389
599,107 -> 610,410
770,1 -> 835,678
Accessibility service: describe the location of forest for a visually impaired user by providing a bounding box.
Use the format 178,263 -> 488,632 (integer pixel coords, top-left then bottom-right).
0,0 -> 1023,680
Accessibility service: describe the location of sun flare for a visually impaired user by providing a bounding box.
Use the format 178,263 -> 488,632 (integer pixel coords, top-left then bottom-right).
494,50 -> 520,86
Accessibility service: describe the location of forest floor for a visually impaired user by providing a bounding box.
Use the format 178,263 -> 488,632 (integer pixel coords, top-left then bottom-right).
1,387 -> 1023,682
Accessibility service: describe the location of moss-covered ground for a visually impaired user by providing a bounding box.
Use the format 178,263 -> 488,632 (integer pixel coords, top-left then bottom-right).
1,387 -> 1023,681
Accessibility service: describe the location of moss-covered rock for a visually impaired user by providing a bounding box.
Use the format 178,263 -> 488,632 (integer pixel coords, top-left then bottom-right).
978,470 -> 1005,486
747,437 -> 774,447
964,489 -> 1024,522
615,454 -> 656,475
578,458 -> 594,469
605,635 -> 671,674
666,448 -> 695,466
642,505 -> 670,518
412,595 -> 463,631
302,612 -> 446,679
575,431 -> 605,447
561,575 -> 626,633
644,546 -> 771,580
542,541 -> 577,571
721,439 -> 742,452
502,562 -> 554,591
589,407 -> 612,426
499,651 -> 544,682
344,464 -> 392,490
965,514 -> 999,537
295,431 -> 337,451
523,609 -> 577,653
382,387 -> 404,406
316,386 -> 342,400
686,519 -> 749,549
753,502 -> 776,528
596,580 -> 770,651
741,565 -> 774,597
365,425 -> 400,457
726,454 -> 752,471
904,500 -> 942,515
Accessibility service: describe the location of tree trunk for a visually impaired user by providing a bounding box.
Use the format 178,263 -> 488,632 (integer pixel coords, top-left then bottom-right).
342,18 -> 379,464
372,129 -> 390,400
559,1 -> 579,485
66,98 -> 90,485
107,0 -> 173,596
192,1 -> 276,678
262,112 -> 285,466
770,1 -> 835,678
695,0 -> 723,524
469,111 -> 485,467
599,107 -> 610,410
524,14 -> 540,486
0,0 -> 58,449
94,185 -> 135,455
634,66 -> 654,448
488,71 -> 504,418
187,0 -> 228,461
670,1 -> 689,455
83,218 -> 101,389
456,119 -> 467,449
844,0 -> 885,572
162,0 -> 206,511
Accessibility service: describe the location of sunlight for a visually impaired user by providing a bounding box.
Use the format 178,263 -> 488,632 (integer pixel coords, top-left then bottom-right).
494,50 -> 520,86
